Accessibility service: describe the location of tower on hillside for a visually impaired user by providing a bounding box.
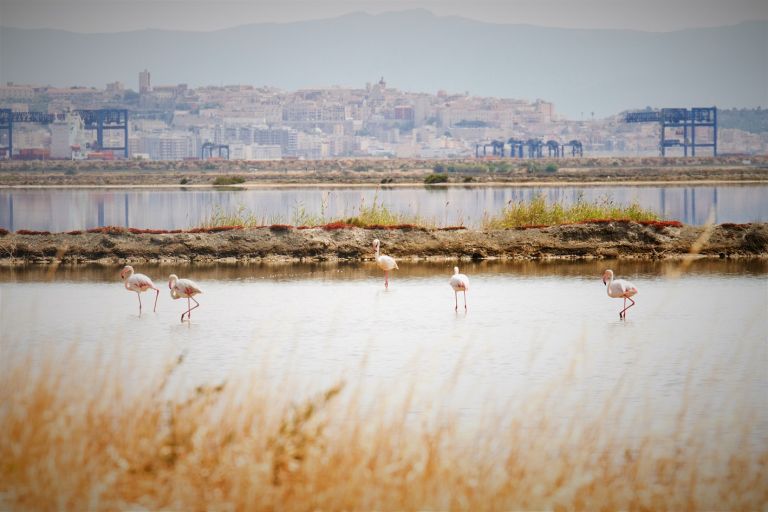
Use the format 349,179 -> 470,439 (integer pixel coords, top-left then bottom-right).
139,69 -> 151,94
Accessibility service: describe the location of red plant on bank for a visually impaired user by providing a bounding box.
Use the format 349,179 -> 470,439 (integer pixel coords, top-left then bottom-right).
16,229 -> 52,235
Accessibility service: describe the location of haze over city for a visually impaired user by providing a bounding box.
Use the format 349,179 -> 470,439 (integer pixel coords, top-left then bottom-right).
1,1 -> 768,511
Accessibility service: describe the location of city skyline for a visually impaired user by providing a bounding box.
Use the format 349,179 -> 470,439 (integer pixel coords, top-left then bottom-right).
3,72 -> 765,162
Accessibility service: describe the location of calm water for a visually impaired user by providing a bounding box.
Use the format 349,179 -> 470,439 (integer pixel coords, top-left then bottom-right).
1,184 -> 767,231
1,260 -> 766,444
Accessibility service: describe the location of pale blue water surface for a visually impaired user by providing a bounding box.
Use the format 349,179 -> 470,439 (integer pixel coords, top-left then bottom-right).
1,260 -> 765,448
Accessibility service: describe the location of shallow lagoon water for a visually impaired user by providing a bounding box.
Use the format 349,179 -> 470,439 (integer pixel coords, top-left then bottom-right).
1,183 -> 767,231
1,260 -> 766,447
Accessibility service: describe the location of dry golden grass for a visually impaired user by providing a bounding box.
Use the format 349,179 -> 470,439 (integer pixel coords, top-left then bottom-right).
1,351 -> 766,511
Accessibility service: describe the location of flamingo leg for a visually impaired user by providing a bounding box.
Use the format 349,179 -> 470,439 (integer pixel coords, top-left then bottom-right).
454,291 -> 458,311
620,296 -> 636,318
137,291 -> 142,314
182,296 -> 201,322
463,290 -> 467,310
384,270 -> 389,289
153,288 -> 159,312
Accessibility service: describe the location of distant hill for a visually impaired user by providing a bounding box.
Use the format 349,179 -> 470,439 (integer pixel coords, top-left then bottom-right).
718,108 -> 768,133
1,10 -> 766,117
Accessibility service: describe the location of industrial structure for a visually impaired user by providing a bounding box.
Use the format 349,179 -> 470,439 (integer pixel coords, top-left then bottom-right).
201,142 -> 230,160
0,108 -> 129,159
475,138 -> 583,159
624,107 -> 717,156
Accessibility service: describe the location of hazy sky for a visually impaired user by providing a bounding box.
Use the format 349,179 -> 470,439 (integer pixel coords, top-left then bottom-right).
2,0 -> 767,32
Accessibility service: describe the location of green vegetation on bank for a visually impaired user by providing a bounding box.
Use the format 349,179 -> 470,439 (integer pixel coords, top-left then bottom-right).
482,195 -> 659,229
343,197 -> 429,227
212,175 -> 246,186
200,194 -> 662,230
200,205 -> 263,228
424,173 -> 448,184
200,193 -> 430,229
433,162 -> 513,174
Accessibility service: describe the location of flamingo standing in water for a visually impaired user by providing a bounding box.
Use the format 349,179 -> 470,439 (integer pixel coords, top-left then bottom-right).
602,269 -> 638,319
449,266 -> 470,311
120,265 -> 160,314
169,274 -> 203,322
372,238 -> 398,289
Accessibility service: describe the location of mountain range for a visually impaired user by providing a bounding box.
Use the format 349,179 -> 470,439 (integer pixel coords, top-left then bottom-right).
1,10 -> 766,117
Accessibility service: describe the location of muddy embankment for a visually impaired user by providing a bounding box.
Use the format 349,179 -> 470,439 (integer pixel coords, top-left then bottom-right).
0,222 -> 766,265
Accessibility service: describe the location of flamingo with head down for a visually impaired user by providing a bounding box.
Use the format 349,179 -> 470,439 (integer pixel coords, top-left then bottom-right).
169,274 -> 203,322
602,269 -> 638,319
120,265 -> 159,314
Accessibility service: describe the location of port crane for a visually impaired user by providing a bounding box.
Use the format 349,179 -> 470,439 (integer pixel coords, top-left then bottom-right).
624,107 -> 717,156
0,108 -> 129,159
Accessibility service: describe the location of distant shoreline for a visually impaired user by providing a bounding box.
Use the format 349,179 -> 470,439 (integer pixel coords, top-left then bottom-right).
1,157 -> 766,188
1,179 -> 768,190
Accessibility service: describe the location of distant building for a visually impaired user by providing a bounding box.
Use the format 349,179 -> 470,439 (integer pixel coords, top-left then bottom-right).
140,133 -> 194,160
394,105 -> 414,121
106,82 -> 124,94
50,113 -> 86,159
228,143 -> 282,160
0,84 -> 35,100
139,70 -> 151,94
253,127 -> 298,156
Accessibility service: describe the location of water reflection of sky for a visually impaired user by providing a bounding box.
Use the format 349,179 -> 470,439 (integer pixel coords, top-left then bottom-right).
2,262 -> 766,447
0,185 -> 766,231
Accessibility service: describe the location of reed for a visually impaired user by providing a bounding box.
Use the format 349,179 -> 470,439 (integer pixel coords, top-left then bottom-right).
198,205 -> 264,228
199,194 -> 662,231
0,350 -> 764,511
343,194 -> 431,228
483,195 -> 660,229
199,193 -> 434,230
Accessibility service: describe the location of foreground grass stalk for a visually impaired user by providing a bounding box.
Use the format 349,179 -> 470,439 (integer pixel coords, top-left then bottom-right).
0,355 -> 765,511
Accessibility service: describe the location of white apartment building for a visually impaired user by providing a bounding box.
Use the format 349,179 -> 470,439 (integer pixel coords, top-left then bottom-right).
228,143 -> 282,160
140,133 -> 195,160
50,114 -> 86,159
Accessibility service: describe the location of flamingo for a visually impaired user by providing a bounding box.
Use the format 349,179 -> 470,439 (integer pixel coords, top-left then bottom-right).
372,238 -> 398,289
169,274 -> 203,322
449,266 -> 470,311
602,269 -> 638,319
120,265 -> 160,314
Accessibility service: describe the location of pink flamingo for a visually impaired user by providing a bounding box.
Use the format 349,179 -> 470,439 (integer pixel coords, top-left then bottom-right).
373,238 -> 398,289
120,265 -> 159,314
169,274 -> 203,322
449,266 -> 470,311
602,269 -> 638,319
